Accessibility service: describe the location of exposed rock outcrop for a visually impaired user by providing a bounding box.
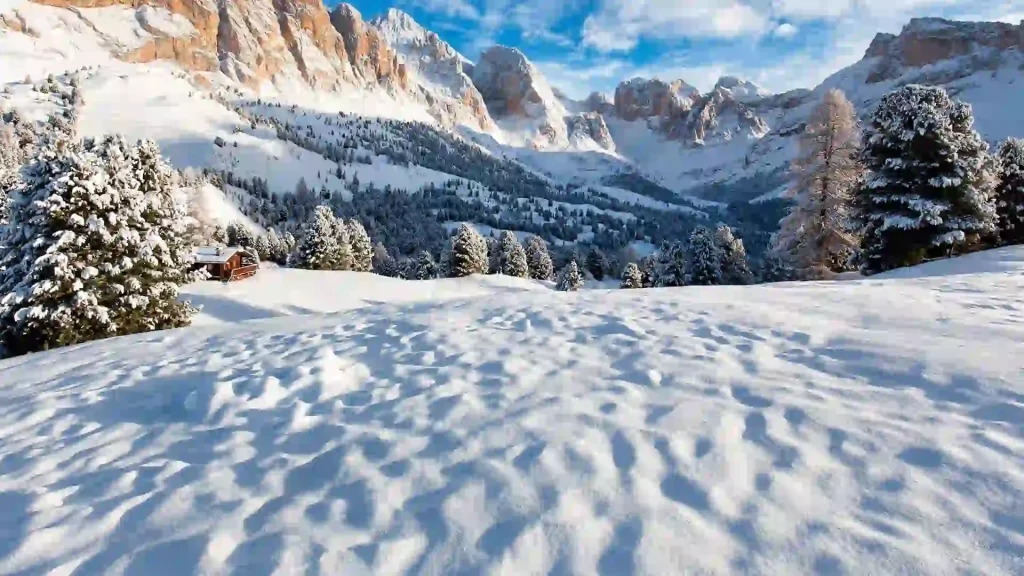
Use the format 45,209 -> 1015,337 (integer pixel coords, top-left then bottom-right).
470,45 -> 567,144
865,17 -> 1024,83
566,112 -> 615,151
372,8 -> 490,129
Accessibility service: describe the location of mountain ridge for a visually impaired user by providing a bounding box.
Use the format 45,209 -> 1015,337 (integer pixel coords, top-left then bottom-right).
2,1 -> 1022,207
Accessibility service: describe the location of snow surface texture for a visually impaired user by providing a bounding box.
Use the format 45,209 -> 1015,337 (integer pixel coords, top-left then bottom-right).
2,248 -> 1024,574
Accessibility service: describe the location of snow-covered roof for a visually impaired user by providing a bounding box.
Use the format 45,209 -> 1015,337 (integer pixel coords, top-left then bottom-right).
194,246 -> 242,264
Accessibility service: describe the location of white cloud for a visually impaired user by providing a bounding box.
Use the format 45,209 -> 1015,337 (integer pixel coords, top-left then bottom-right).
773,23 -> 799,38
582,0 -> 770,52
405,0 -> 481,21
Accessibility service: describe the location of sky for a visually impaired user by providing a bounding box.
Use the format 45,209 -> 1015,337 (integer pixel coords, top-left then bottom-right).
331,0 -> 1024,98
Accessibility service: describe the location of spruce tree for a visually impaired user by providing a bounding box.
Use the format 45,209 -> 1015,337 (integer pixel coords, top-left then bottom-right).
556,260 -> 584,292
686,226 -> 722,285
486,235 -> 501,274
620,262 -> 644,289
757,253 -> 795,283
333,215 -> 352,271
853,85 -> 998,274
715,224 -> 754,285
294,205 -> 341,270
525,235 -> 553,280
995,138 -> 1024,245
585,247 -> 608,281
413,250 -> 439,280
498,231 -> 529,278
254,234 -> 271,260
0,139 -> 117,355
774,89 -> 862,279
120,138 -> 197,332
638,254 -> 656,288
348,219 -> 373,272
653,241 -> 687,287
447,224 -> 488,277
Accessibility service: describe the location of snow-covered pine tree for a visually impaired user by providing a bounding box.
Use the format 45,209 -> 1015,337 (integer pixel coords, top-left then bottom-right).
294,205 -> 342,270
266,228 -> 286,263
620,262 -> 644,289
498,231 -> 529,278
715,224 -> 754,285
995,138 -> 1024,245
585,248 -> 608,281
653,241 -> 687,287
371,242 -> 398,277
348,219 -> 373,272
447,224 -> 488,277
638,254 -> 656,288
212,224 -> 228,245
757,253 -> 795,283
120,138 -> 197,332
525,235 -> 554,280
0,139 -> 120,355
332,214 -> 352,271
0,122 -> 22,223
413,250 -> 439,280
228,221 -> 255,249
253,234 -> 271,260
774,89 -> 862,279
486,235 -> 501,275
686,226 -> 722,285
853,85 -> 998,274
556,260 -> 584,292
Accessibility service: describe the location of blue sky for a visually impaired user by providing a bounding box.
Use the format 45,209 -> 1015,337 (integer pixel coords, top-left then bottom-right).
329,0 -> 1024,98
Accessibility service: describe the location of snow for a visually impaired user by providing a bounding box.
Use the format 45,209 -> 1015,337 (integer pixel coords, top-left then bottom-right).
74,6 -> 195,51
2,248 -> 1024,573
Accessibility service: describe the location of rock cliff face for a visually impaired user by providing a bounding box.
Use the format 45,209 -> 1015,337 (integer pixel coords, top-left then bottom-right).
609,76 -> 771,146
864,17 -> 1024,83
371,8 -> 490,130
18,0 -> 408,91
470,45 -> 568,145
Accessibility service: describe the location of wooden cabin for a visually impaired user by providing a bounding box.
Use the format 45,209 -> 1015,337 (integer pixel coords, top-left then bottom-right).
193,246 -> 259,282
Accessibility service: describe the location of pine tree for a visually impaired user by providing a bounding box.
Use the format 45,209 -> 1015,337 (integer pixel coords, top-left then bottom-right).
995,138 -> 1024,245
525,235 -> 553,280
0,123 -> 22,224
498,231 -> 529,278
585,247 -> 608,281
853,85 -> 998,274
653,241 -> 687,287
211,224 -> 228,245
486,235 -> 501,274
757,253 -> 795,283
121,138 -> 198,332
228,221 -> 255,249
0,139 -> 117,355
556,260 -> 584,292
333,214 -> 352,271
715,224 -> 754,285
348,219 -> 373,272
774,89 -> 862,279
294,205 -> 341,270
620,262 -> 644,289
0,136 -> 196,356
638,255 -> 656,288
266,228 -> 286,263
447,224 -> 488,277
413,250 -> 439,280
686,226 -> 722,285
254,234 -> 271,260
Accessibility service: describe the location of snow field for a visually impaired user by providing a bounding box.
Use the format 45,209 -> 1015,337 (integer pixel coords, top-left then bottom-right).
1,248 -> 1023,574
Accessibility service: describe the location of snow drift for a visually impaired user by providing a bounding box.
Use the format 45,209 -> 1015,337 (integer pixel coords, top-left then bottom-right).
1,248 -> 1023,574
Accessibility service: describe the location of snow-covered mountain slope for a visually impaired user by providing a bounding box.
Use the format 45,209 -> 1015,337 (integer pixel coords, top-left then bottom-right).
2,247 -> 1023,574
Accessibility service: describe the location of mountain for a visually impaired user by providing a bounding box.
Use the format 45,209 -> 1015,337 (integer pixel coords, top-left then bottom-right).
1,2 -> 1022,253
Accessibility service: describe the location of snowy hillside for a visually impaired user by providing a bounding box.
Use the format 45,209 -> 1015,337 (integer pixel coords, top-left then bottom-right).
2,248 -> 1023,574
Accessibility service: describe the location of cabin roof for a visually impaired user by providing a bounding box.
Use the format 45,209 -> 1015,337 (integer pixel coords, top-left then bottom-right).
194,246 -> 242,264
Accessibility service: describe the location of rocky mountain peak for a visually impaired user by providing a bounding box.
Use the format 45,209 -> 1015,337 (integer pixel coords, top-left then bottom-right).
713,76 -> 769,103
612,78 -> 701,123
329,2 -> 407,88
471,46 -> 559,118
864,17 -> 1023,82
